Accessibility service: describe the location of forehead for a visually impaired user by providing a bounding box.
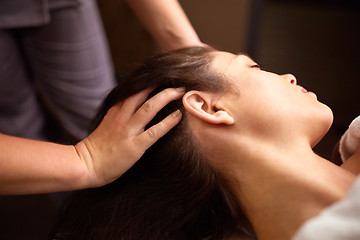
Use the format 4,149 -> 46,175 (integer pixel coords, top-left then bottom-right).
210,51 -> 254,74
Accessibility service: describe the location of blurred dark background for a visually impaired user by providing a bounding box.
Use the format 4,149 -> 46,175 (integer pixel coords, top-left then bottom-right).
255,0 -> 360,159
98,0 -> 360,160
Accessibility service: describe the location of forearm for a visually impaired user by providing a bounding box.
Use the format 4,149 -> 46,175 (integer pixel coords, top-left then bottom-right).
126,0 -> 202,51
0,133 -> 89,195
0,88 -> 184,195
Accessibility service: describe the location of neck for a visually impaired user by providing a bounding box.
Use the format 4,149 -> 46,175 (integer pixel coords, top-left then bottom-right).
220,140 -> 356,240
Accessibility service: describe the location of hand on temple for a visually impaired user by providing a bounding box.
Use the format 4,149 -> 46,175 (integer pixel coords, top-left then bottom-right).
75,88 -> 184,188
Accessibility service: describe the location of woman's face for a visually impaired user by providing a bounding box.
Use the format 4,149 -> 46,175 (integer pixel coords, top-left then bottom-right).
210,51 -> 333,146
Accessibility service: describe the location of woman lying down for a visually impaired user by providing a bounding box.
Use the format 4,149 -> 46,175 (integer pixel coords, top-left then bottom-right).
53,47 -> 360,240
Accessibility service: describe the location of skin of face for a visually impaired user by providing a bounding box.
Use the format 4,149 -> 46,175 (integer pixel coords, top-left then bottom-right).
210,51 -> 334,149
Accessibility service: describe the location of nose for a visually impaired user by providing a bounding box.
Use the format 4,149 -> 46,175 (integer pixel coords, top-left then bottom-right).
281,74 -> 297,85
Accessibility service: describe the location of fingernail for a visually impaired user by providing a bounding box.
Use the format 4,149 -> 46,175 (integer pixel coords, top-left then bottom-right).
172,110 -> 182,117
175,87 -> 186,92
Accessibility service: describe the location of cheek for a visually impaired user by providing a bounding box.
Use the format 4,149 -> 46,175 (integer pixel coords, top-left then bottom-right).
241,80 -> 289,112
230,76 -> 285,117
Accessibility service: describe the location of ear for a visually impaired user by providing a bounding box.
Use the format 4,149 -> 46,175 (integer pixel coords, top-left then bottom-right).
183,91 -> 234,125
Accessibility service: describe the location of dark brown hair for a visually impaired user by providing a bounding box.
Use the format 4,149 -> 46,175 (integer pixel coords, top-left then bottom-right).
53,47 -> 256,240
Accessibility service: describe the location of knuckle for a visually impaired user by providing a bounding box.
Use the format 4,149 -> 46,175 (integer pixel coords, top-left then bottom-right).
104,106 -> 127,125
149,121 -> 168,137
147,127 -> 157,138
127,141 -> 138,154
142,101 -> 151,112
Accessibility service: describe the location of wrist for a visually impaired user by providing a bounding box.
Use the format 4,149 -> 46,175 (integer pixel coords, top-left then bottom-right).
71,141 -> 98,189
159,29 -> 202,51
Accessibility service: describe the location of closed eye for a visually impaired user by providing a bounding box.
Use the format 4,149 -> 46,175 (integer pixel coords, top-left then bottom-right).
251,64 -> 261,69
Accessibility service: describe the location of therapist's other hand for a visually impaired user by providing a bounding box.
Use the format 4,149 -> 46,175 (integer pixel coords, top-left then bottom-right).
75,88 -> 184,187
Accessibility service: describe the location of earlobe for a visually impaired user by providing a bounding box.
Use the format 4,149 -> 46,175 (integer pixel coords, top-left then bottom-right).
183,91 -> 234,125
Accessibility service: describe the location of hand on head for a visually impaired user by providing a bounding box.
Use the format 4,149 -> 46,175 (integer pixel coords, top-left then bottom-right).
75,87 -> 185,188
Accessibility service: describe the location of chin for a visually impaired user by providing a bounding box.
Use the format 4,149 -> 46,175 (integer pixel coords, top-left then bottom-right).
310,104 -> 334,148
321,102 -> 334,129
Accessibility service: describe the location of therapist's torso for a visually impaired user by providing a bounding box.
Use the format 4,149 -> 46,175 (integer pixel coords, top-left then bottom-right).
0,0 -> 82,29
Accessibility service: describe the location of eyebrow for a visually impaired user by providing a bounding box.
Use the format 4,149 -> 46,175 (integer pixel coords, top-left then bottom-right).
236,52 -> 248,57
235,52 -> 255,62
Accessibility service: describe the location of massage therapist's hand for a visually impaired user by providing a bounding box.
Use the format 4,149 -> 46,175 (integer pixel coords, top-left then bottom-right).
75,88 -> 184,188
0,88 -> 183,195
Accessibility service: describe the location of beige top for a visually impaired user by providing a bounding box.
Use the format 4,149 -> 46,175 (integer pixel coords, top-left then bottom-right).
293,175 -> 360,240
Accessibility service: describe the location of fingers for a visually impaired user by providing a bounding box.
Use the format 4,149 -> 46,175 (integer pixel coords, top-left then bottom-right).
111,88 -> 154,118
131,88 -> 185,132
135,109 -> 182,151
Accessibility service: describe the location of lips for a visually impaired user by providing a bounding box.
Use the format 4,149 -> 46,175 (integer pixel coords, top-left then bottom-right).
301,87 -> 317,99
301,88 -> 308,93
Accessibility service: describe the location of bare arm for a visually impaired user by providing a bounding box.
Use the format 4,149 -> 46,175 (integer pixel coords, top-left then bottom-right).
0,134 -> 87,194
0,88 -> 184,195
126,0 -> 203,51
